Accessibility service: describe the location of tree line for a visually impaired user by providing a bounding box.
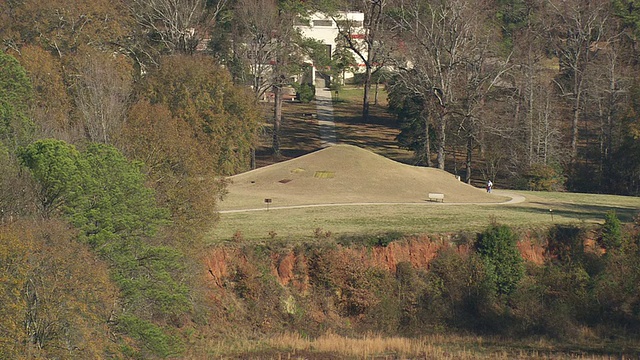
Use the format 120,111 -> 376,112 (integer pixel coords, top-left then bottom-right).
383,0 -> 640,194
2,0 -> 640,357
5,0 -> 640,194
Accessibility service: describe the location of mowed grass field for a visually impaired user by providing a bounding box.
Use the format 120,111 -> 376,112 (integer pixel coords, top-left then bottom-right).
211,190 -> 640,242
211,87 -> 640,243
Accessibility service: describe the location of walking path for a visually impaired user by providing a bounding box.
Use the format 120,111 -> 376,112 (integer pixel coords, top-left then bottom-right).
219,190 -> 526,214
315,87 -> 337,147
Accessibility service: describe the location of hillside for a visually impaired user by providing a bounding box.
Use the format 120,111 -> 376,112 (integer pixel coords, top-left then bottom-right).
219,144 -> 509,211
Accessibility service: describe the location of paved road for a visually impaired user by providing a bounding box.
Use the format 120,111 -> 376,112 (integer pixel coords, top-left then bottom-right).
219,190 -> 526,214
315,87 -> 337,147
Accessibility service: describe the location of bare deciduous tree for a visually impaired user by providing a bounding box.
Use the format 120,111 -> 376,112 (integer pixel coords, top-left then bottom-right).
233,0 -> 281,100
332,0 -> 389,121
230,0 -> 307,157
545,0 -> 609,163
129,0 -> 226,54
73,52 -> 132,144
388,0 -> 495,171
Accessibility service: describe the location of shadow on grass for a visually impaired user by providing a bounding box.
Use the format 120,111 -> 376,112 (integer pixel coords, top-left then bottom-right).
508,201 -> 639,223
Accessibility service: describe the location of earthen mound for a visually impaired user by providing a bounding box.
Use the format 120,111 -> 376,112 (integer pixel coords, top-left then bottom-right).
219,144 -> 508,210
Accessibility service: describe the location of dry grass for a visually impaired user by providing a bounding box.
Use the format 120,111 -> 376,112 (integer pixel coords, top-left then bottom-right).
220,145 -> 507,211
201,332 -> 632,359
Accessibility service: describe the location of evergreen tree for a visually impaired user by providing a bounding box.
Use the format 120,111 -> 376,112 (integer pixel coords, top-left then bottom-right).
0,50 -> 34,150
601,210 -> 623,253
476,224 -> 525,295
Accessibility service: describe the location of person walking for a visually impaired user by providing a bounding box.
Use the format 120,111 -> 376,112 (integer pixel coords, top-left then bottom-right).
487,180 -> 493,193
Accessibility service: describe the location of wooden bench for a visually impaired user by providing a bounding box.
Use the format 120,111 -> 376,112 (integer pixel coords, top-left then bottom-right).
428,193 -> 445,202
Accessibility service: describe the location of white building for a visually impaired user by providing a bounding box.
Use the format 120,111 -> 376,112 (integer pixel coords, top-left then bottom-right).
295,11 -> 366,87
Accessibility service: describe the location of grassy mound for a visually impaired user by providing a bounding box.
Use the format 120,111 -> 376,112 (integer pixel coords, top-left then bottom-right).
219,144 -> 508,211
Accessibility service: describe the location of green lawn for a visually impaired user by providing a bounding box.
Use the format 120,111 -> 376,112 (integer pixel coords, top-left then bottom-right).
209,190 -> 640,243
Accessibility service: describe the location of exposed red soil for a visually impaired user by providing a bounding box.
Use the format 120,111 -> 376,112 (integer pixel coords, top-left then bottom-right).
205,236 -> 547,291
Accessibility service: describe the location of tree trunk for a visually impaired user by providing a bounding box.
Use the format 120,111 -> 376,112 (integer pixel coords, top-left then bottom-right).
362,66 -> 372,121
374,81 -> 379,105
571,74 -> 581,163
436,112 -> 446,170
250,148 -> 256,170
424,110 -> 432,167
465,135 -> 472,184
273,85 -> 282,157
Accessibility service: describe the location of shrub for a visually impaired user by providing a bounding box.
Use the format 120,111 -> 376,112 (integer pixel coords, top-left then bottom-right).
421,247 -> 497,332
547,225 -> 586,264
535,263 -> 591,338
395,262 -> 426,333
600,210 -> 623,253
476,224 -> 524,296
294,83 -> 315,103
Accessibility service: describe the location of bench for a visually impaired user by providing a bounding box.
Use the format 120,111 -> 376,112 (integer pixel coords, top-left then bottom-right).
428,193 -> 445,202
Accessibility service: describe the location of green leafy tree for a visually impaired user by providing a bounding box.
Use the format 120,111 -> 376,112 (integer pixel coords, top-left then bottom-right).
613,0 -> 640,37
69,143 -> 168,247
496,0 -> 529,50
476,224 -> 525,295
387,75 -> 433,166
142,55 -> 260,175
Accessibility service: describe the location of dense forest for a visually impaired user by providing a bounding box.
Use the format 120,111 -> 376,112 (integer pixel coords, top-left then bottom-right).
1,0 -> 640,358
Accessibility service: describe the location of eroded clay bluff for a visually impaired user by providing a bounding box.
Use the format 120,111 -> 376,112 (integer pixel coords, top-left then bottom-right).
203,234 -> 546,291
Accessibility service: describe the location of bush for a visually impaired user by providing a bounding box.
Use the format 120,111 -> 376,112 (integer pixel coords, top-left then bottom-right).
294,83 -> 315,103
547,225 -> 586,264
476,224 -> 524,296
421,247 -> 498,332
336,231 -> 404,247
600,210 -> 623,253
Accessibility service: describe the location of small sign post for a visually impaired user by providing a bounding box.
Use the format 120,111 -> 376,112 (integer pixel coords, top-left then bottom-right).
264,198 -> 272,210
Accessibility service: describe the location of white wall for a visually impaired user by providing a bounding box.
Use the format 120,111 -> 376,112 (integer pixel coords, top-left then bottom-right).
296,12 -> 366,85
